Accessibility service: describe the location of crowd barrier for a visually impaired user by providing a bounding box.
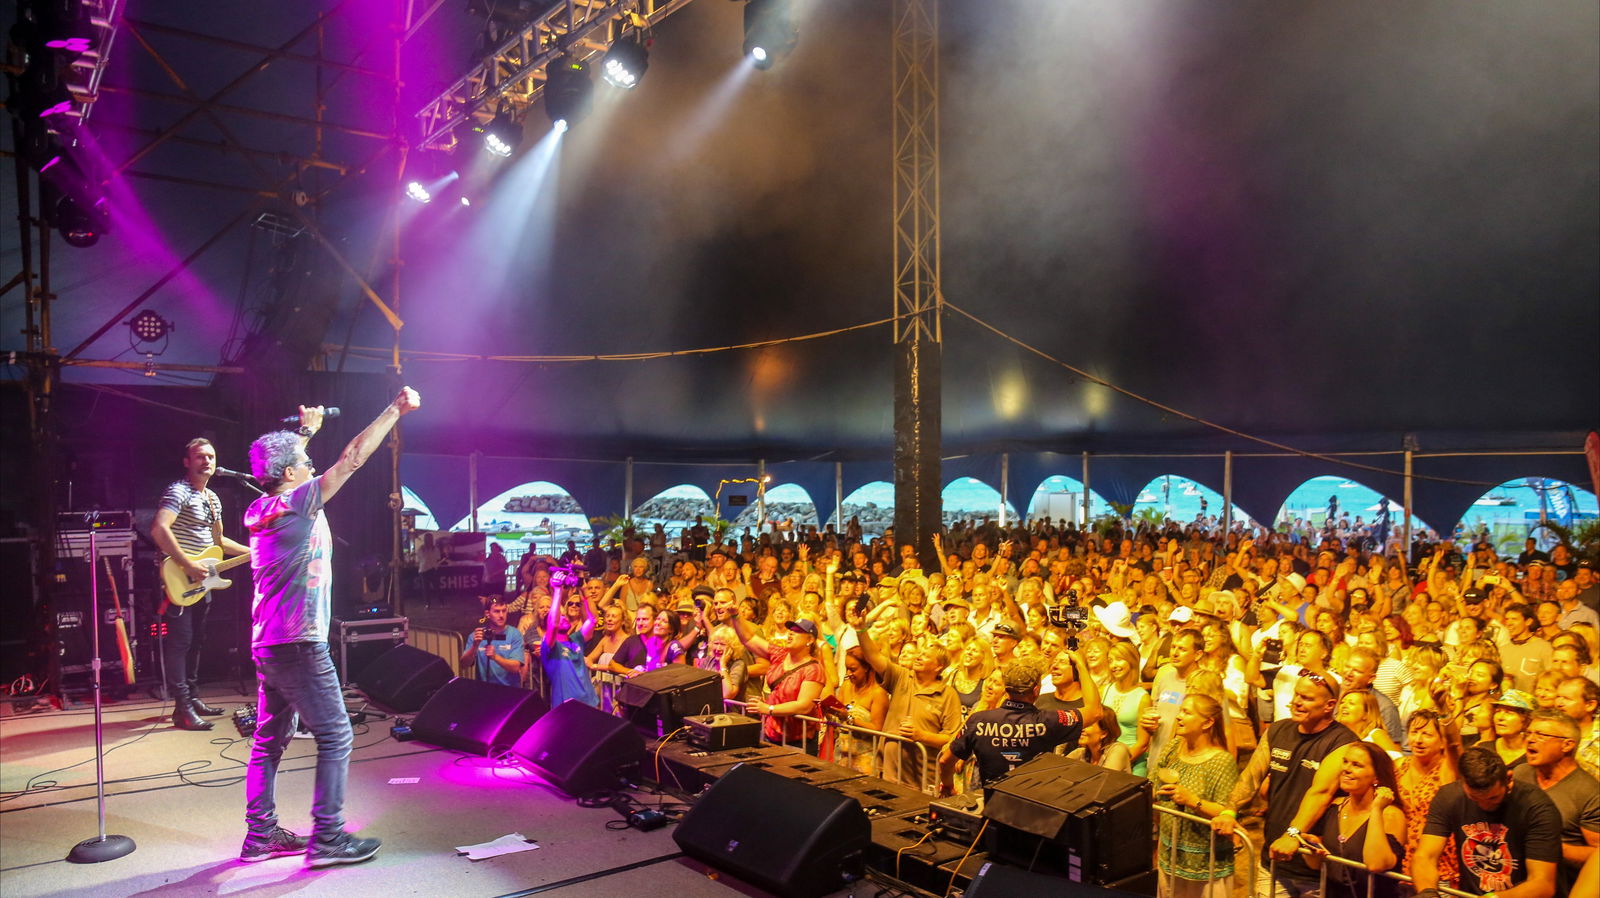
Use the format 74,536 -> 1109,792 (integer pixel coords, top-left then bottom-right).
1155,805 -> 1260,897
723,698 -> 937,794
1264,845 -> 1478,898
406,626 -> 464,678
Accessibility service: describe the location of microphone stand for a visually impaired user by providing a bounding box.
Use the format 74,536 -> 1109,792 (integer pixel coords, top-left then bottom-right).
67,530 -> 137,863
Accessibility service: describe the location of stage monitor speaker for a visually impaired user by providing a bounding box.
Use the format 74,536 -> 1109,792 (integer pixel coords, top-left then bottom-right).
983,753 -> 1152,887
510,699 -> 645,797
355,643 -> 452,712
673,763 -> 870,898
618,665 -> 722,737
411,677 -> 547,755
964,861 -> 1152,898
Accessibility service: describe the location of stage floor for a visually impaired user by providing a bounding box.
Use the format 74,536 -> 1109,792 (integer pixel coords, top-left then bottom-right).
0,686 -> 850,898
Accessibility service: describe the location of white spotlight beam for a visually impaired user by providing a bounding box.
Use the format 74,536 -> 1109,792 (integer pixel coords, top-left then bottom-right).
415,0 -> 702,151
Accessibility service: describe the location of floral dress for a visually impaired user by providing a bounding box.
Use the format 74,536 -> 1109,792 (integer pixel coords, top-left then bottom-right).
1153,744 -> 1237,883
1396,756 -> 1457,886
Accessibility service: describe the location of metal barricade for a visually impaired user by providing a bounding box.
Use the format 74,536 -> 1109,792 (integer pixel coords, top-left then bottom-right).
406,626 -> 464,678
1262,843 -> 1480,898
592,670 -> 625,715
722,699 -> 938,794
1154,804 -> 1259,898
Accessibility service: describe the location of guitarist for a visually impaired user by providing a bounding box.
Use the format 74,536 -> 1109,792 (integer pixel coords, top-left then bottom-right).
150,437 -> 251,731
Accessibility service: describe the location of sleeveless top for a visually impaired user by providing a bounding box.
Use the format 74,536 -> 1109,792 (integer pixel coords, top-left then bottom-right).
1314,799 -> 1406,898
1103,683 -> 1149,776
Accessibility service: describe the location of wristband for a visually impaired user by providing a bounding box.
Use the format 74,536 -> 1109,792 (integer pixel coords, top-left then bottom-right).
1218,809 -> 1237,818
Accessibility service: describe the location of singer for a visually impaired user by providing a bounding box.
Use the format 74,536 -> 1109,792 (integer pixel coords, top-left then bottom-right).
238,388 -> 420,867
148,438 -> 251,730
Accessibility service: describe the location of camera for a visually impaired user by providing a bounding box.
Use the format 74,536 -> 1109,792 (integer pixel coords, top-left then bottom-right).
484,628 -> 506,642
1046,589 -> 1087,650
1260,637 -> 1285,666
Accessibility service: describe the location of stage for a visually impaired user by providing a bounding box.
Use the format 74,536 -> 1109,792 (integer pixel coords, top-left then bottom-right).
0,686 -> 850,898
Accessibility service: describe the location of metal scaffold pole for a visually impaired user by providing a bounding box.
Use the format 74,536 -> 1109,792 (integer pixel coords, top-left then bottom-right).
891,0 -> 943,568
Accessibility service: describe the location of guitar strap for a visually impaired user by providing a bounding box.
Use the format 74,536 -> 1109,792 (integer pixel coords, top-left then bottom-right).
200,488 -> 225,607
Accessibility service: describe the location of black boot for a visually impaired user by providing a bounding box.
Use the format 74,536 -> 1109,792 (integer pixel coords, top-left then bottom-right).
172,683 -> 214,731
188,680 -> 225,717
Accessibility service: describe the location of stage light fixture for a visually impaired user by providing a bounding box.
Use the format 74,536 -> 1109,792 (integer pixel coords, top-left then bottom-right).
602,34 -> 649,89
459,196 -> 471,207
405,180 -> 432,203
55,193 -> 107,248
128,310 -> 173,343
743,0 -> 796,70
544,57 -> 593,128
483,110 -> 520,157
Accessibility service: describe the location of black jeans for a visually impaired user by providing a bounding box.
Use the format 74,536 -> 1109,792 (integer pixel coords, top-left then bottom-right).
162,598 -> 210,690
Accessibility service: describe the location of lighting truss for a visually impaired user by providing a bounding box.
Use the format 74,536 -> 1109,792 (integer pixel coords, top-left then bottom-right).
414,0 -> 701,152
60,0 -> 124,127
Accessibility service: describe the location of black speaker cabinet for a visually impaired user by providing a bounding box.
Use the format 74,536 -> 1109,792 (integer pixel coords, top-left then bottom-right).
645,739 -> 800,795
673,763 -> 871,898
963,861 -> 1152,898
618,665 -> 723,737
982,753 -> 1152,887
355,643 -> 452,712
51,560 -> 137,688
511,698 -> 645,796
411,677 -> 547,755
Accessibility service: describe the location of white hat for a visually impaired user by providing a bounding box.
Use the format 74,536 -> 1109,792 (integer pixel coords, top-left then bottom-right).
1093,601 -> 1137,639
1283,572 -> 1307,593
1168,606 -> 1195,624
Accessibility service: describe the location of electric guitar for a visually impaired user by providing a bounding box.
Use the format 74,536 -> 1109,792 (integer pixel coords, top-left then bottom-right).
104,557 -> 136,685
161,546 -> 252,607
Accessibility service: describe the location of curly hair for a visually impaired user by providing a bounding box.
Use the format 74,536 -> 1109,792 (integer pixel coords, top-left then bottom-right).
248,430 -> 302,487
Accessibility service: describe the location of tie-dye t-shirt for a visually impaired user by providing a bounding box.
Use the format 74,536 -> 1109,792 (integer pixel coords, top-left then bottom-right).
245,478 -> 333,647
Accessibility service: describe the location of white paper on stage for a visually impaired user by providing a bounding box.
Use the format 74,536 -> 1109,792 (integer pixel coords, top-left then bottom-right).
455,833 -> 540,860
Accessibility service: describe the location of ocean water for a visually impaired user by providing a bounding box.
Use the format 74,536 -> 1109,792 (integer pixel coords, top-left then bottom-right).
403,474 -> 1597,545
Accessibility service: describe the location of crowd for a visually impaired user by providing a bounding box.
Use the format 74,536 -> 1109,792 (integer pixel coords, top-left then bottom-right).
461,516 -> 1600,898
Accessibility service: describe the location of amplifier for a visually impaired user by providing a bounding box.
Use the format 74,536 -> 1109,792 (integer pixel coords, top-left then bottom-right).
929,790 -> 986,845
685,712 -> 762,751
56,530 -> 135,560
57,511 -> 134,532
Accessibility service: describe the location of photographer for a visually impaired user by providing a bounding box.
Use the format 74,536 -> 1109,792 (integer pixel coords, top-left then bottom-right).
461,596 -> 524,687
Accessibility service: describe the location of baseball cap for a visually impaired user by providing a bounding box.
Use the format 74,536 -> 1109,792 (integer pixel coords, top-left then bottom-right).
991,622 -> 1022,640
1168,606 -> 1195,624
675,598 -> 697,613
1462,588 -> 1486,605
1491,690 -> 1534,713
785,619 -> 818,637
1001,657 -> 1046,693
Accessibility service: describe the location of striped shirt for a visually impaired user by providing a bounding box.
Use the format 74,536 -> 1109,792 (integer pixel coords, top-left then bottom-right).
159,481 -> 220,556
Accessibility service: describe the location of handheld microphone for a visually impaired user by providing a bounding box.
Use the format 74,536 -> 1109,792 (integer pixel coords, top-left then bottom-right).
280,407 -> 341,425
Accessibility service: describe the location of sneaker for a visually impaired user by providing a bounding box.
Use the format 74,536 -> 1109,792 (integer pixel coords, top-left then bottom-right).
306,832 -> 381,868
239,827 -> 310,862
